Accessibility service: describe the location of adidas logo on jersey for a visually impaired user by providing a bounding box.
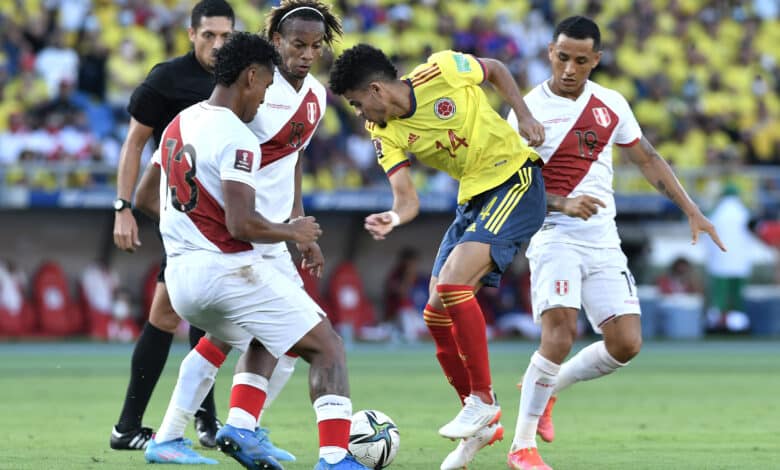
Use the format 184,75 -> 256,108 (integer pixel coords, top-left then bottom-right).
408,133 -> 420,145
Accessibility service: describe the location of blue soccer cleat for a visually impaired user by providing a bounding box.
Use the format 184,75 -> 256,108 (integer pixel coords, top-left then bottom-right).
144,437 -> 218,464
216,424 -> 284,470
254,427 -> 296,462
313,455 -> 370,470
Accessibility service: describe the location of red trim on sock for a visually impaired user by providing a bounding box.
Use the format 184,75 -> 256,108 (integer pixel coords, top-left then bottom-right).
230,384 -> 267,419
318,418 -> 351,449
436,284 -> 493,398
436,283 -> 473,294
195,337 -> 227,367
424,303 -> 445,315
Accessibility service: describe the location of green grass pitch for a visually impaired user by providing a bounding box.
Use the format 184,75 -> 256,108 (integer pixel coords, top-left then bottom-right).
1,340 -> 778,469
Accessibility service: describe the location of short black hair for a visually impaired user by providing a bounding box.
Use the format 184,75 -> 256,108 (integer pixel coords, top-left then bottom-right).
553,15 -> 601,50
191,0 -> 235,29
213,32 -> 280,86
265,0 -> 342,46
329,44 -> 397,95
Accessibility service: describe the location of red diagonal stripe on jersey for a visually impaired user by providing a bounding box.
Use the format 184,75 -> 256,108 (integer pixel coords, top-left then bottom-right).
260,88 -> 321,167
161,116 -> 252,253
542,95 -> 619,196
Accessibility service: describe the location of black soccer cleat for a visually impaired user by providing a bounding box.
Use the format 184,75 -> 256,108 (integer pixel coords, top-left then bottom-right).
110,425 -> 154,450
194,411 -> 222,449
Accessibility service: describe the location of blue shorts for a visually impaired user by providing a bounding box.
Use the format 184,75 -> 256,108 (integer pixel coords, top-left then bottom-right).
432,161 -> 546,287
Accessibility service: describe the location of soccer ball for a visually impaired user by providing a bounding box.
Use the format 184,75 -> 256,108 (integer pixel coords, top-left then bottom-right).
348,409 -> 400,469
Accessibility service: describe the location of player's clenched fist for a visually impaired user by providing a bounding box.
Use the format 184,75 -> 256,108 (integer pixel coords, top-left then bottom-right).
113,210 -> 141,252
289,216 -> 322,244
516,115 -> 546,147
562,194 -> 607,221
364,211 -> 398,240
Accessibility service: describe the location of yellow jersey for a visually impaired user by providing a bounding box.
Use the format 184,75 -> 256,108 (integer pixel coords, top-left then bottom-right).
368,50 -> 539,204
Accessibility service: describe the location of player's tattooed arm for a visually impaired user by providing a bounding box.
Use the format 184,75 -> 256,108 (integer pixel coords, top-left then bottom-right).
625,137 -> 695,213
626,137 -> 727,251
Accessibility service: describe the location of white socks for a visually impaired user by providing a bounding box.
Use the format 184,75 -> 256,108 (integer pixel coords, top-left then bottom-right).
554,341 -> 625,394
261,354 -> 298,416
155,348 -> 220,443
512,351 -> 560,450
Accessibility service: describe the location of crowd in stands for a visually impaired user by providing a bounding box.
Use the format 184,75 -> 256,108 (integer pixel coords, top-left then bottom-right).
0,0 -> 779,202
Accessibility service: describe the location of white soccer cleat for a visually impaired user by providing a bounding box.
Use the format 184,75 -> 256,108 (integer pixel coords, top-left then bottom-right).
438,394 -> 501,440
440,421 -> 504,470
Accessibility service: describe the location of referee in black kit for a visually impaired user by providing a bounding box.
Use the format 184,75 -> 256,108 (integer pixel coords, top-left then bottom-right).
110,0 -> 234,451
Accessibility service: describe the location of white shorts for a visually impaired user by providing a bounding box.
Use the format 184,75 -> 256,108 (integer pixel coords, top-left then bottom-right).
165,250 -> 323,357
527,242 -> 640,333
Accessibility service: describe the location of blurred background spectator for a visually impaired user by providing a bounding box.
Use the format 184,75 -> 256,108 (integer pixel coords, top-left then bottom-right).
656,256 -> 703,296
704,184 -> 754,333
382,246 -> 429,342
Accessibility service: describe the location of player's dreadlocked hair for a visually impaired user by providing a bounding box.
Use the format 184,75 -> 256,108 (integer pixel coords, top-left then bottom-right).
213,32 -> 280,86
329,44 -> 397,95
191,0 -> 235,28
554,16 -> 601,50
264,0 -> 342,45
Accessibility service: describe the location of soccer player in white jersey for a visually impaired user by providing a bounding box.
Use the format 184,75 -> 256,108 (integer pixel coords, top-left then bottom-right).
504,16 -> 726,469
137,2 -> 348,467
143,31 -> 367,470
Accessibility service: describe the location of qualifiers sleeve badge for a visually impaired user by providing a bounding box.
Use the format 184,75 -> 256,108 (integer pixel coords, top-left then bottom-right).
234,149 -> 254,172
434,97 -> 455,120
372,137 -> 384,159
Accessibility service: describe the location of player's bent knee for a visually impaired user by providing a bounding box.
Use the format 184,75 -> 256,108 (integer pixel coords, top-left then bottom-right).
149,306 -> 180,333
618,335 -> 642,362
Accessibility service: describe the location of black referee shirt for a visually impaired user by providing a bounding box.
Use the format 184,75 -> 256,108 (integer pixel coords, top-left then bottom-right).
127,51 -> 215,147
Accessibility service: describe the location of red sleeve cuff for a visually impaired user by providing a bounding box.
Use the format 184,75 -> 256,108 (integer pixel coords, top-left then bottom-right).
474,56 -> 488,84
386,160 -> 411,177
616,137 -> 641,147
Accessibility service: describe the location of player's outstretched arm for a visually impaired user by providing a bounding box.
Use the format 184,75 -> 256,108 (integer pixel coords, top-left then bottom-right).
292,151 -> 325,278
134,162 -> 161,221
114,118 -> 154,252
479,57 -> 544,146
625,137 -> 726,251
223,180 -> 322,244
365,166 -> 419,241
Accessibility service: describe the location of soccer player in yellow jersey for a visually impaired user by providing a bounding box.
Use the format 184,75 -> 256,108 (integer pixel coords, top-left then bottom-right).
330,44 -> 546,469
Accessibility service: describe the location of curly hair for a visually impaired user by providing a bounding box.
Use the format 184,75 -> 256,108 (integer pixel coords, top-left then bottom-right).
329,44 -> 397,95
191,0 -> 235,28
214,32 -> 280,86
264,0 -> 342,45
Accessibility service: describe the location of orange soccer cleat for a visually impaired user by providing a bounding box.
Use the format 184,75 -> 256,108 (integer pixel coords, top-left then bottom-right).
536,395 -> 557,443
506,447 -> 552,470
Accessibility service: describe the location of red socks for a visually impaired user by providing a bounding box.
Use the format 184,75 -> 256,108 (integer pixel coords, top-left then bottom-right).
437,284 -> 493,400
423,303 -> 470,403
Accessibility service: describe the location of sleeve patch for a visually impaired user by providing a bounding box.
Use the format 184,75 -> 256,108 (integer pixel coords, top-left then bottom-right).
234,149 -> 254,172
453,53 -> 472,73
372,138 -> 384,159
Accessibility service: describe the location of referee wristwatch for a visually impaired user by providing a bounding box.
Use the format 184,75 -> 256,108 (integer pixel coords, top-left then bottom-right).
113,198 -> 132,212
